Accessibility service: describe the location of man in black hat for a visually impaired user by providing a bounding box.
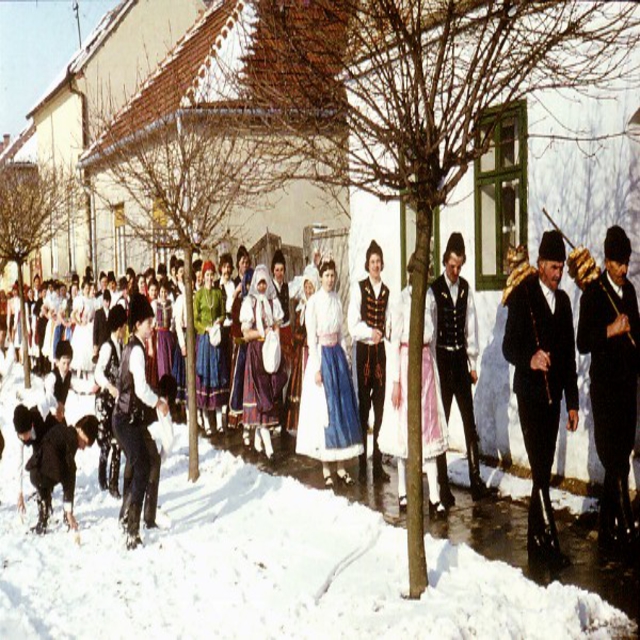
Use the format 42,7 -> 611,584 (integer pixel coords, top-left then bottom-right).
26,414 -> 98,534
503,229 -> 579,569
577,225 -> 640,552
348,240 -> 391,481
113,293 -> 169,550
40,340 -> 77,426
429,232 -> 494,504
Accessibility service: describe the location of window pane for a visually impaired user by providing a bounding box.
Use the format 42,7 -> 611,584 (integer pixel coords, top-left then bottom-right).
501,117 -> 519,169
479,125 -> 496,173
500,179 -> 519,274
480,183 -> 497,275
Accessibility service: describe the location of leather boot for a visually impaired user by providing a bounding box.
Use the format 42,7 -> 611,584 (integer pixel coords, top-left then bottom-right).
437,453 -> 456,508
539,487 -> 570,569
144,481 -> 159,529
98,454 -> 108,492
613,473 -> 638,548
119,488 -> 132,534
126,502 -> 143,550
32,489 -> 50,535
527,486 -> 545,560
372,448 -> 390,483
598,473 -> 617,550
109,448 -> 121,499
468,441 -> 497,501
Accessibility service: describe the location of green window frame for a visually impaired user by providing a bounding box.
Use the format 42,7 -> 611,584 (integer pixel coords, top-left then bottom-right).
474,101 -> 528,290
400,195 -> 440,289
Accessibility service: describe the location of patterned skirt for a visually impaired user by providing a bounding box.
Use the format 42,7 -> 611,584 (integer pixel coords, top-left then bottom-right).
242,339 -> 287,428
196,333 -> 230,409
284,342 -> 307,431
229,339 -> 247,417
156,328 -> 175,381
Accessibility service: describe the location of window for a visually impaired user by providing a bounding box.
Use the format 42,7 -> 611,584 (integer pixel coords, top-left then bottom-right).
475,101 -> 527,290
114,203 -> 127,276
153,199 -> 171,270
400,196 -> 440,288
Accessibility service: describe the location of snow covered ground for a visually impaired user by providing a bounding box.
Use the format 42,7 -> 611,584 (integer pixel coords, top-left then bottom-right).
0,371 -> 636,639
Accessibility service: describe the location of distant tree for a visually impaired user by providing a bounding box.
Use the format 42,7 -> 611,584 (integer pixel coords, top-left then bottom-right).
242,0 -> 640,597
0,161 -> 77,388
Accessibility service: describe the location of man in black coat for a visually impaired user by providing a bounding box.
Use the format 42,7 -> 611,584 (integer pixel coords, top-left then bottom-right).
503,230 -> 579,569
577,226 -> 640,551
25,415 -> 98,534
93,289 -> 111,363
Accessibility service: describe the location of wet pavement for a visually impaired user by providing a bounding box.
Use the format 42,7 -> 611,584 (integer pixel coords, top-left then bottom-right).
207,427 -> 639,630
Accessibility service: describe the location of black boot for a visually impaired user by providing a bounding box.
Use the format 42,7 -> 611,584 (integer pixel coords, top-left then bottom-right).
613,473 -> 638,549
32,489 -> 50,535
468,441 -> 497,501
598,473 -> 618,551
119,488 -> 132,533
372,449 -> 390,483
109,448 -> 121,499
539,487 -> 570,569
98,455 -> 108,492
437,453 -> 456,508
527,486 -> 545,560
144,481 -> 159,529
126,502 -> 143,550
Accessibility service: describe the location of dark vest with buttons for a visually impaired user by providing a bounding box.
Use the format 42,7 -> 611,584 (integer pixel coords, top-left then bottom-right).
53,368 -> 71,405
116,336 -> 146,419
431,274 -> 468,350
359,278 -> 389,334
275,281 -> 290,325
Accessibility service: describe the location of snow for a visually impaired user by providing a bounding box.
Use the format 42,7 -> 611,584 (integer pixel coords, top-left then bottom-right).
0,369 -> 634,639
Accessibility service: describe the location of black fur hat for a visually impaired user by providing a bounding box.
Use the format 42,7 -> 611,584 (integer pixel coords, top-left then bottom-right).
364,240 -> 384,272
271,249 -> 286,272
55,340 -> 73,361
129,293 -> 154,330
76,415 -> 99,446
604,225 -> 631,264
538,230 -> 566,263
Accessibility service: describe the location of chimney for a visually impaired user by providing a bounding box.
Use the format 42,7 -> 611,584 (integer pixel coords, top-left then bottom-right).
1,133 -> 9,153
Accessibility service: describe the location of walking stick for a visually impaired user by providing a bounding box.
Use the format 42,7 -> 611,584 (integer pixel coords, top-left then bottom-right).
542,208 -> 636,349
524,283 -> 553,406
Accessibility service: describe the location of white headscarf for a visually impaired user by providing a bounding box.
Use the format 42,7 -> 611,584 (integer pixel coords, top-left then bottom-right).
296,264 -> 320,325
249,264 -> 276,337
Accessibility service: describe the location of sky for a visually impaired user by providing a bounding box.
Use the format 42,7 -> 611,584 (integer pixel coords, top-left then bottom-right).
0,0 -> 119,139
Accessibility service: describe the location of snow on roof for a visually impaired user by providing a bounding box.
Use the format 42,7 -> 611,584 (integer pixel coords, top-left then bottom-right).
27,0 -> 134,118
0,123 -> 37,165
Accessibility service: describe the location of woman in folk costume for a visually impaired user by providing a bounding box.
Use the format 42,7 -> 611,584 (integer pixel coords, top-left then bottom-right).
194,260 -> 229,435
171,262 -> 188,411
145,278 -> 159,389
296,259 -> 363,487
378,280 -> 449,517
94,304 -> 127,497
285,264 -> 319,434
229,246 -> 253,432
240,265 -> 288,461
42,282 -> 61,369
70,280 -> 96,378
155,278 -> 175,382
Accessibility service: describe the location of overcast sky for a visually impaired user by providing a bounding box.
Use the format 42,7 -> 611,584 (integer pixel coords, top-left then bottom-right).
0,0 -> 119,139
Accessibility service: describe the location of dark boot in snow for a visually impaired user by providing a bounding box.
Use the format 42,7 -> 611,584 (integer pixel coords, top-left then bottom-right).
144,481 -> 159,529
126,502 -> 143,550
98,456 -> 108,492
109,448 -> 121,499
32,489 -> 50,535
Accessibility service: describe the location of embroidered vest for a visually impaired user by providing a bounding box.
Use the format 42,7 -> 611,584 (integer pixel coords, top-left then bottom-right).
432,274 -> 468,350
116,336 -> 145,417
359,278 -> 389,333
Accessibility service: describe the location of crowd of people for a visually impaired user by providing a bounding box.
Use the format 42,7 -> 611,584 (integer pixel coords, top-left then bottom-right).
1,228 -> 638,564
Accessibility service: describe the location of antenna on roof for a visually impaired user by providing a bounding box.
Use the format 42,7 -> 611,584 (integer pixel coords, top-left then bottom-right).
72,1 -> 82,47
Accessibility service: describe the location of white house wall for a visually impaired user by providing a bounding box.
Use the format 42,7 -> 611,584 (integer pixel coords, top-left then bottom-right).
349,77 -> 640,492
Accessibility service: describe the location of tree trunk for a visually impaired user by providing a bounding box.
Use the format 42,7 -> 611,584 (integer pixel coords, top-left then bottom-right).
16,261 -> 31,389
183,245 -> 200,482
406,199 -> 433,598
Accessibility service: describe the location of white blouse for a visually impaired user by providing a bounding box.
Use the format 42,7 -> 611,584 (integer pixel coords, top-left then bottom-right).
305,288 -> 346,374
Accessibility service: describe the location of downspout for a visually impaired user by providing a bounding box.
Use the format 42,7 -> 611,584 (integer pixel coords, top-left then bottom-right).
69,79 -> 95,277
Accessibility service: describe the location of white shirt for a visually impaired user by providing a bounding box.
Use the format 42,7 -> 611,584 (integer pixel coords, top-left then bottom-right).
94,337 -> 122,390
606,272 -> 623,298
539,278 -> 556,314
347,276 -> 390,344
306,288 -> 347,374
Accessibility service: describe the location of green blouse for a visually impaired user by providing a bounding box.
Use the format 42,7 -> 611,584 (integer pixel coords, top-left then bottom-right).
193,286 -> 224,335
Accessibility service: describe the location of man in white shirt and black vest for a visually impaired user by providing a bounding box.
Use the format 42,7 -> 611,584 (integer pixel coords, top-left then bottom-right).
349,240 -> 390,482
430,232 -> 496,504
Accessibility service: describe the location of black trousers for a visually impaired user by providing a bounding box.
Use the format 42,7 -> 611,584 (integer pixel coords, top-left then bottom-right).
436,348 -> 479,448
516,394 -> 561,490
356,341 -> 386,461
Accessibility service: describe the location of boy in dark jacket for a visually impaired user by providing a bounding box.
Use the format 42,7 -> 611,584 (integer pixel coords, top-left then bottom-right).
26,415 -> 99,535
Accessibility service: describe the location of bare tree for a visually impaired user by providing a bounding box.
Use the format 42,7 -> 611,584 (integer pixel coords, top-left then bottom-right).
0,161 -> 77,388
240,0 -> 640,596
83,83 -> 284,480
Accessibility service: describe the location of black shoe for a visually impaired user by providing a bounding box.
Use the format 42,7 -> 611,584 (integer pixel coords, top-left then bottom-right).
126,502 -> 143,550
428,501 -> 447,520
471,481 -> 498,502
373,464 -> 391,483
337,471 -> 355,486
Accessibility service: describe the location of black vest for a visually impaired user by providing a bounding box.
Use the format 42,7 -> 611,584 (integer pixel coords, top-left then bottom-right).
431,274 -> 468,350
275,281 -> 290,325
359,278 -> 389,333
104,339 -> 120,385
53,369 -> 71,405
116,336 -> 145,418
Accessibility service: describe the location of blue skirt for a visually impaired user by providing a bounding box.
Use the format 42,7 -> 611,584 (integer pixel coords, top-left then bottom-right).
172,341 -> 186,403
196,333 -> 229,409
321,344 -> 362,449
